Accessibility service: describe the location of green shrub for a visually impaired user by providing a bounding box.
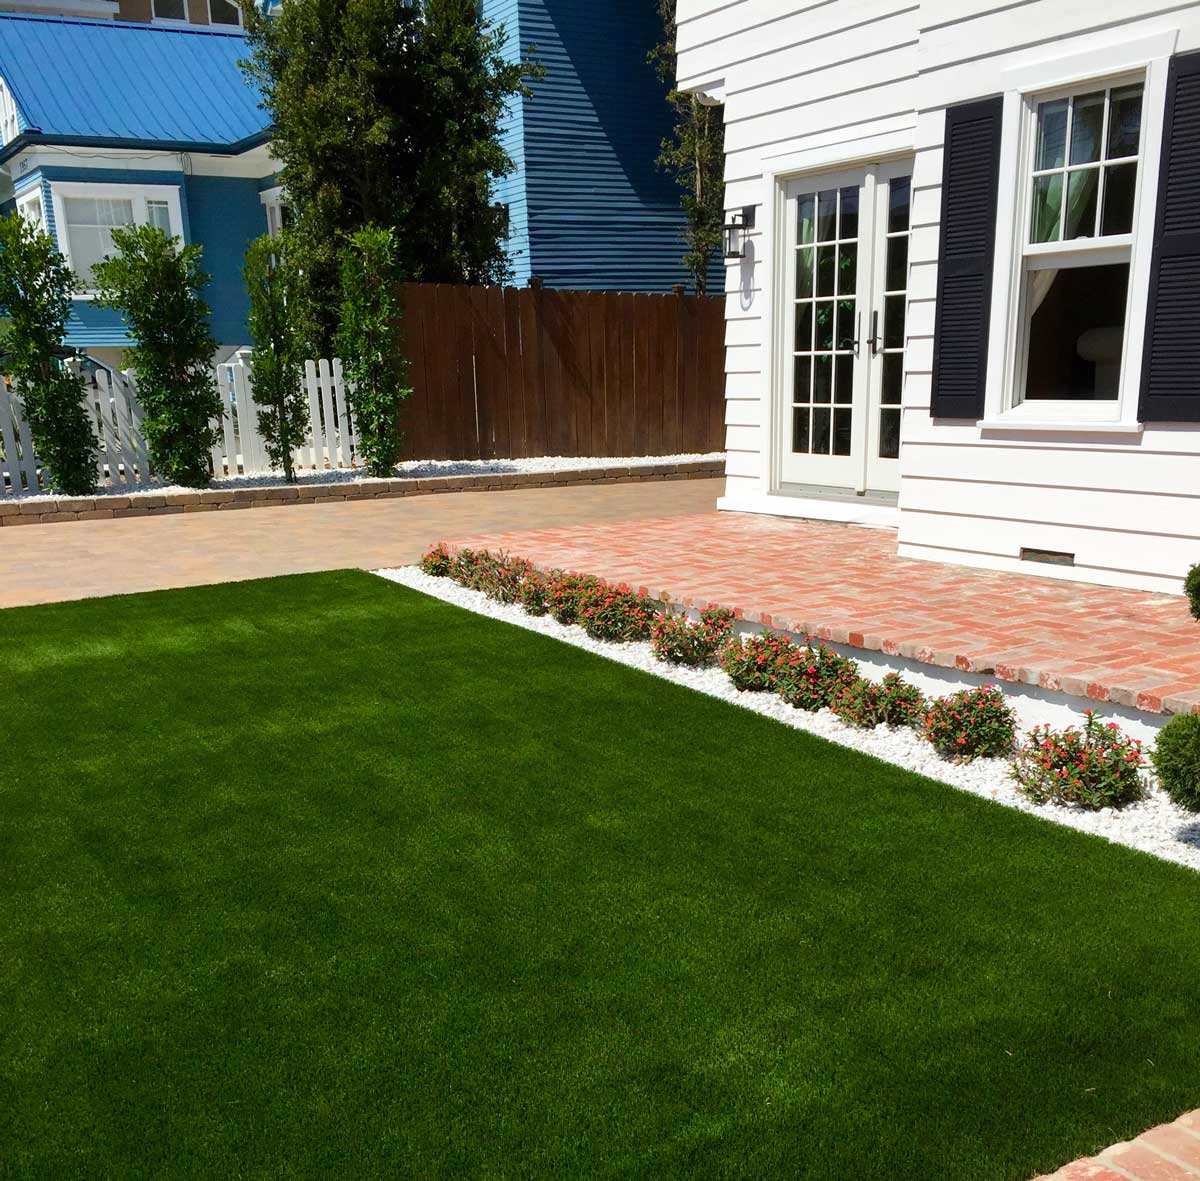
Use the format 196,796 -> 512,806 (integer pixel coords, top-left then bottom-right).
832,673 -> 927,730
0,212 -> 97,495
777,642 -> 858,712
93,224 -> 220,488
545,572 -> 603,626
477,553 -> 533,605
651,606 -> 735,666
1151,712 -> 1200,812
517,570 -> 549,616
1012,713 -> 1145,809
924,686 -> 1017,762
576,581 -> 658,642
337,225 -> 411,478
718,631 -> 797,692
1186,564 -> 1200,623
244,235 -> 306,482
420,543 -> 453,577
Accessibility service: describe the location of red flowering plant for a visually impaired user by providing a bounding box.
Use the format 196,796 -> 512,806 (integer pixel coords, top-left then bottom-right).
420,542 -> 453,577
517,569 -> 549,616
924,685 -> 1017,762
718,631 -> 798,692
651,606 -> 736,666
576,580 -> 659,642
447,546 -> 491,589
832,672 -> 927,730
475,552 -> 533,604
545,571 -> 604,625
776,641 -> 858,712
1012,712 -> 1145,809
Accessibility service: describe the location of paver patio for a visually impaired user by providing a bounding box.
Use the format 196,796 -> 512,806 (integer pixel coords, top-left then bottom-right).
0,478 -> 721,608
447,510 -> 1200,716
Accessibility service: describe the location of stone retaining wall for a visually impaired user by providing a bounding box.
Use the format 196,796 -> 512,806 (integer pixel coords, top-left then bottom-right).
0,460 -> 723,527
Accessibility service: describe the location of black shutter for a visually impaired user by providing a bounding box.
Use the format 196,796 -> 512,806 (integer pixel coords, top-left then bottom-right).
1139,51 -> 1200,422
930,96 -> 1003,419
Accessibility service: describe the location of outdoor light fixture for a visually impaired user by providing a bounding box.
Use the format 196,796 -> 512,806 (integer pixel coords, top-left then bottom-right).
723,206 -> 755,259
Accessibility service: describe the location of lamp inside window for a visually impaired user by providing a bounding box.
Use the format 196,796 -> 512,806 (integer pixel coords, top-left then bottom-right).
1018,81 -> 1143,403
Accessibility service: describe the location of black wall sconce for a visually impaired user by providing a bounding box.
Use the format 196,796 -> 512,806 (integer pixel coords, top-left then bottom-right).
723,206 -> 756,259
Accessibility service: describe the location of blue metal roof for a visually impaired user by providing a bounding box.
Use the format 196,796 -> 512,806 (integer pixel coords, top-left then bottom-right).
0,14 -> 269,159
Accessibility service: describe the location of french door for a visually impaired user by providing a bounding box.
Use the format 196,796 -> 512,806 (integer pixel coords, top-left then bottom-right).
779,159 -> 912,493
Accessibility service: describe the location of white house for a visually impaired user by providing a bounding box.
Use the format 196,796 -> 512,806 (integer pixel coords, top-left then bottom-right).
677,0 -> 1200,595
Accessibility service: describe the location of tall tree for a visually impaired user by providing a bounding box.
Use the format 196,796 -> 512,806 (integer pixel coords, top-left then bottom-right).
650,0 -> 725,295
241,0 -> 537,355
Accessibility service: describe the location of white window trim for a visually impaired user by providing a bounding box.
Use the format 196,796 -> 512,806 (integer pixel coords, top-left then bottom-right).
259,184 -> 288,237
983,32 -> 1177,430
207,0 -> 243,27
150,0 -> 189,23
48,181 -> 186,299
16,185 -> 45,230
0,77 -> 21,147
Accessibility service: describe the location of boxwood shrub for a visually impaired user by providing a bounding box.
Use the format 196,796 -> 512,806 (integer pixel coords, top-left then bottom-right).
1151,712 -> 1200,812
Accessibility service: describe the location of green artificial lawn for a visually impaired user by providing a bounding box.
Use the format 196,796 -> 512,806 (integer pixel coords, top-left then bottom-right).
2,570 -> 1200,1179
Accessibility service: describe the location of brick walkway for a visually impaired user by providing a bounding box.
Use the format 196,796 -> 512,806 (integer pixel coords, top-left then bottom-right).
0,478 -> 721,609
447,510 -> 1200,716
1035,1112 -> 1200,1180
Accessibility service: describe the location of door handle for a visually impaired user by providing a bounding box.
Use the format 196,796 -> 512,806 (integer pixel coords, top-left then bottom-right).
867,310 -> 880,356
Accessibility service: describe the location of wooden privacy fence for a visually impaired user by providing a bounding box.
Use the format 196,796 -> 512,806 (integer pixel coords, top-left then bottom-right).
397,284 -> 726,460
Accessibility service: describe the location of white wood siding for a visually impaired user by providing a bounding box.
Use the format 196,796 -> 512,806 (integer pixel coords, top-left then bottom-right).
678,0 -> 1200,593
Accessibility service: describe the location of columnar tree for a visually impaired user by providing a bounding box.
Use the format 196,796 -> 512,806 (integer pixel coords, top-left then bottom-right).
244,235 -> 306,482
241,0 -> 538,356
94,225 -> 221,488
337,225 -> 410,477
0,212 -> 97,495
650,0 -> 726,294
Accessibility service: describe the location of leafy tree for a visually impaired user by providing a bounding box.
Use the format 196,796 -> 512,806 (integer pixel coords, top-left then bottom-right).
94,225 -> 220,488
244,235 -> 306,482
241,0 -> 538,355
0,213 -> 97,495
337,225 -> 411,477
650,0 -> 726,294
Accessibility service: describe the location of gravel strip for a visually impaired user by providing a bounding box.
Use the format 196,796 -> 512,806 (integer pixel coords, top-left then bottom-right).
7,452 -> 724,504
375,565 -> 1200,873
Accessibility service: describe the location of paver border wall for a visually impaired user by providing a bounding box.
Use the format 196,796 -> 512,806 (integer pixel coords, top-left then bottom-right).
0,461 -> 723,528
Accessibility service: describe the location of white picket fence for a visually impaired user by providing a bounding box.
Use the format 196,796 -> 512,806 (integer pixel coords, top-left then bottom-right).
0,353 -> 359,495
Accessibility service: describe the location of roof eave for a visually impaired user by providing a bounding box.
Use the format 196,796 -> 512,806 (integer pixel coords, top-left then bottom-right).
0,128 -> 272,167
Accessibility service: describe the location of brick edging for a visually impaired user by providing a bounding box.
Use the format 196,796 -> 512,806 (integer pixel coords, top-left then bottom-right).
0,460 -> 724,528
451,547 -> 1193,718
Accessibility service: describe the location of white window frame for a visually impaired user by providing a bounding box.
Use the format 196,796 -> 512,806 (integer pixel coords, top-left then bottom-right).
259,185 -> 288,238
48,181 -> 186,298
16,185 -> 45,231
150,0 -> 189,23
982,32 -> 1177,432
207,0 -> 242,27
0,77 -> 21,146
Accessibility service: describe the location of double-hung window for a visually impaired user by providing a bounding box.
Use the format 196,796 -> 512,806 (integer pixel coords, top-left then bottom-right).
49,183 -> 184,294
1013,79 -> 1146,410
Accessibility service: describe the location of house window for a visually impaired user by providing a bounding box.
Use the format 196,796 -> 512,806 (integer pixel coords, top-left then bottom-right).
50,183 -> 185,292
152,0 -> 188,20
0,78 -> 20,146
1015,80 -> 1144,405
209,0 -> 241,25
16,188 -> 44,231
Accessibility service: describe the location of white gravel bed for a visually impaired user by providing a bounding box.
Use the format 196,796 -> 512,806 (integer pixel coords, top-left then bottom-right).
375,565 -> 1200,873
6,452 -> 723,504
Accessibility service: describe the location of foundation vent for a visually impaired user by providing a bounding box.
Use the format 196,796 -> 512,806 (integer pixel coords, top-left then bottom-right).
1020,547 -> 1075,567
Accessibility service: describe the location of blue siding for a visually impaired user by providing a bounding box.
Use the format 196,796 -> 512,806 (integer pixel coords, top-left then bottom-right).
489,0 -> 531,286
483,0 -> 723,294
28,165 -> 265,348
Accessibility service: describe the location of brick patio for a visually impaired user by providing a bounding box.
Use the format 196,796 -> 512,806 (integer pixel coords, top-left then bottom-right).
447,510 -> 1200,716
1034,1111 -> 1200,1180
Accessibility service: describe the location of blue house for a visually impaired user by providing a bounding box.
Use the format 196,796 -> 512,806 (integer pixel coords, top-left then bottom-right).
0,13 -> 275,367
486,0 -> 723,295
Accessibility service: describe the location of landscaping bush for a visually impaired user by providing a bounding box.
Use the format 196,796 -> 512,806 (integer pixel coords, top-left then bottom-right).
924,685 -> 1017,761
1186,563 -> 1200,623
477,553 -> 533,605
777,642 -> 858,712
651,606 -> 735,666
832,673 -> 927,730
94,224 -> 221,488
1151,711 -> 1200,812
1012,712 -> 1145,809
546,572 -> 604,626
576,581 -> 658,643
420,543 -> 453,577
447,547 -> 491,589
517,570 -> 549,616
0,212 -> 97,495
718,631 -> 797,692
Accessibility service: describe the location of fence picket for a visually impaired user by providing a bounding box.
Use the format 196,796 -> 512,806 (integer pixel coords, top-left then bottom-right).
317,359 -> 338,472
1,381 -> 35,494
330,356 -> 353,468
303,359 -> 323,470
